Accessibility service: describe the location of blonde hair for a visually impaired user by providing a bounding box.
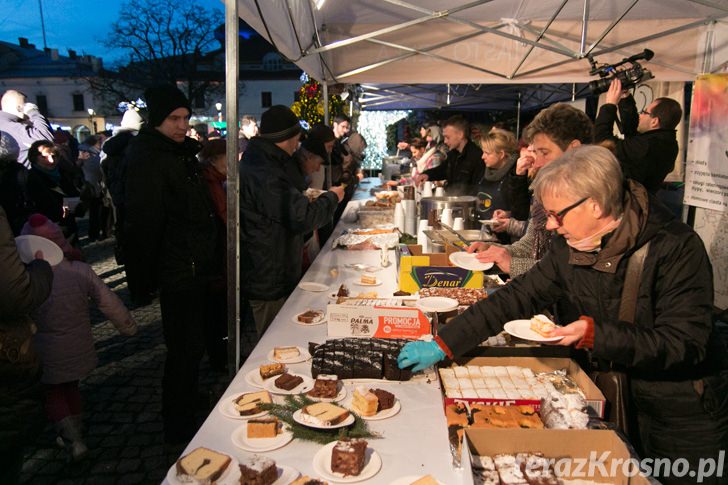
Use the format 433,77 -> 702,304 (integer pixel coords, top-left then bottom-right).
480,128 -> 517,156
531,145 -> 624,218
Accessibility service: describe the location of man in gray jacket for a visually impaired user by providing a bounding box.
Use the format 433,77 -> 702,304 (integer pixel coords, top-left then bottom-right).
0,90 -> 54,168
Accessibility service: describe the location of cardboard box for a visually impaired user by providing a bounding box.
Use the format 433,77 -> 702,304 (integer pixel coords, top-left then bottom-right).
465,428 -> 650,485
441,357 -> 606,418
398,244 -> 484,293
327,303 -> 431,339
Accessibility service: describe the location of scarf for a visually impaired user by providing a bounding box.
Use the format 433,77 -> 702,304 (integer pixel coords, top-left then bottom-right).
531,200 -> 553,260
33,163 -> 60,184
566,217 -> 623,252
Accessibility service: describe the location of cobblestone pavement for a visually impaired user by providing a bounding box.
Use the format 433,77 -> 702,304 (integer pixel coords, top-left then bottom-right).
20,227 -> 259,484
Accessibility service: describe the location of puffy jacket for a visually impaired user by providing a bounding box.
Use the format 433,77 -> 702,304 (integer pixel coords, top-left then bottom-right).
239,137 -> 338,300
595,98 -> 679,193
124,128 -> 217,293
440,181 -> 723,396
422,140 -> 484,196
32,259 -> 136,384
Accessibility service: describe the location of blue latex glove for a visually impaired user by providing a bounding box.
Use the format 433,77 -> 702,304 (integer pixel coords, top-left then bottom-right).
397,340 -> 446,372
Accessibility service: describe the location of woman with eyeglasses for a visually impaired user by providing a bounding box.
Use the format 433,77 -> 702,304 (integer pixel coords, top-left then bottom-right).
399,145 -> 728,485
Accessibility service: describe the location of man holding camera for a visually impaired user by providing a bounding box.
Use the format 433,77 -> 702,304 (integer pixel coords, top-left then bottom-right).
594,79 -> 682,193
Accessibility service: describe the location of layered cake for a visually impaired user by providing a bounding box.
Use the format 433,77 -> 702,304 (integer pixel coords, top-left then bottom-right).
299,402 -> 350,426
290,477 -> 329,485
530,314 -> 557,337
246,417 -> 279,439
274,372 -> 304,391
370,388 -> 395,412
310,338 -> 413,381
273,346 -> 300,360
234,391 -> 271,416
239,455 -> 277,485
330,438 -> 368,477
259,363 -> 285,379
307,374 -> 339,399
360,273 -> 377,285
351,387 -> 379,416
176,447 -> 231,483
298,310 -> 325,324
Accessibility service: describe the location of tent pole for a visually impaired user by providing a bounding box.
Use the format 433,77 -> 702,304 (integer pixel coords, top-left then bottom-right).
516,92 -> 522,140
324,82 -> 331,188
224,0 -> 240,375
580,0 -> 590,56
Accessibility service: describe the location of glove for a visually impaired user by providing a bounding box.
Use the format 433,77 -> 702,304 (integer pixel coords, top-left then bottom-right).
397,340 -> 445,372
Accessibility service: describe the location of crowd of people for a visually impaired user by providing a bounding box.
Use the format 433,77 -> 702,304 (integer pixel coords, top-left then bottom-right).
1,77 -> 726,485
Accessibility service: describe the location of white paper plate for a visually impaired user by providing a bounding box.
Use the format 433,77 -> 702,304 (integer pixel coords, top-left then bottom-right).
479,219 -> 499,225
390,476 -> 444,485
266,347 -> 311,364
231,421 -> 293,452
291,310 -> 327,326
359,399 -> 401,421
415,296 -> 459,313
307,386 -> 347,403
244,367 -> 287,389
503,319 -> 563,343
298,282 -> 329,292
166,453 -> 240,485
218,393 -> 270,420
14,235 -> 63,266
263,373 -> 314,395
449,251 -> 495,271
312,441 -> 382,483
352,279 -> 382,287
272,465 -> 300,485
292,408 -> 355,429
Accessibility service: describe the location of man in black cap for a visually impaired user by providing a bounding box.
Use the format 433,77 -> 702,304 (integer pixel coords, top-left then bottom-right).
239,105 -> 344,336
124,84 -> 219,444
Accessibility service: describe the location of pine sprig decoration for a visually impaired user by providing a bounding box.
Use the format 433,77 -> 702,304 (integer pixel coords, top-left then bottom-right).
259,395 -> 380,445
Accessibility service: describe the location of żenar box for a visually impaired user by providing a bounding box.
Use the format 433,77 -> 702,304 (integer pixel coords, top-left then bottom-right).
441,357 -> 606,418
327,303 -> 430,339
399,245 -> 484,294
465,428 -> 651,485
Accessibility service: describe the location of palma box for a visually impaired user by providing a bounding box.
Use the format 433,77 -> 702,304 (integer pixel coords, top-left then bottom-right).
327,303 -> 431,339
441,356 -> 606,418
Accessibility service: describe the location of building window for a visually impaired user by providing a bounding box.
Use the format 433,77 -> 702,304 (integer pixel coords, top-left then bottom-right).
261,92 -> 272,108
36,95 -> 48,116
262,52 -> 282,71
72,94 -> 85,112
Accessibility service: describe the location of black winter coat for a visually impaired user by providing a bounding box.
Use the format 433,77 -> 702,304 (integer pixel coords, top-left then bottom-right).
440,181 -> 723,410
422,140 -> 484,196
506,169 -> 532,221
239,138 -> 338,300
101,129 -> 136,209
595,98 -> 679,193
123,128 -> 217,293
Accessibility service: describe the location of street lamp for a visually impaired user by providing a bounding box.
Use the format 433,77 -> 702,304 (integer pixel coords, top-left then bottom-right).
87,108 -> 97,133
215,102 -> 223,122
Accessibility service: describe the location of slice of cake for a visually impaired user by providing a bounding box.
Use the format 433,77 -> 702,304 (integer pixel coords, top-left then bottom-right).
530,314 -> 557,337
246,417 -> 279,439
298,310 -> 324,324
336,284 -> 349,297
410,476 -> 439,485
234,391 -> 271,416
300,402 -> 350,426
307,374 -> 339,399
176,447 -> 231,483
239,455 -> 277,485
370,388 -> 395,412
360,273 -> 377,285
290,476 -> 329,485
273,346 -> 300,360
330,438 -> 368,477
274,372 -> 304,391
259,362 -> 285,379
351,387 -> 378,416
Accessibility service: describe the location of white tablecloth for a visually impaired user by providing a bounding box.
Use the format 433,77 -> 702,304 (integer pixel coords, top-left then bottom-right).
166,201 -> 468,484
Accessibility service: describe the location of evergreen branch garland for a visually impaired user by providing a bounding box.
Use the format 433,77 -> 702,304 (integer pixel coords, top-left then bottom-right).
259,395 -> 380,445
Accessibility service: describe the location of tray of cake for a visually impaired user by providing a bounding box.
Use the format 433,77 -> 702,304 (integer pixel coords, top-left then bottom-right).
438,357 -> 605,418
332,225 -> 399,250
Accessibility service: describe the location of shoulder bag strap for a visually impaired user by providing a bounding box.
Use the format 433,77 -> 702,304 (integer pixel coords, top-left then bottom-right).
618,241 -> 650,324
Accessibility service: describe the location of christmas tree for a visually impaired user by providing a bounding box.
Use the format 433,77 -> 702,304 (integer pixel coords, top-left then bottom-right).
291,73 -> 344,128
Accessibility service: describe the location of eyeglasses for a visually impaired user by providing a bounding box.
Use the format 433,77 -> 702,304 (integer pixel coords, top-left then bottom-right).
545,197 -> 588,226
640,109 -> 654,116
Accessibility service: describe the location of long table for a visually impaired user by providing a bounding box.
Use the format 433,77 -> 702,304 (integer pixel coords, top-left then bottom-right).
168,198 -> 468,484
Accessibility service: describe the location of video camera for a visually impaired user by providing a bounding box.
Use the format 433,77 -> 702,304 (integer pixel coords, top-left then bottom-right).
587,49 -> 654,95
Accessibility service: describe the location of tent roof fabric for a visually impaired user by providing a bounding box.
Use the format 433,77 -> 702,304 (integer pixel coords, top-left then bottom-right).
236,0 -> 728,108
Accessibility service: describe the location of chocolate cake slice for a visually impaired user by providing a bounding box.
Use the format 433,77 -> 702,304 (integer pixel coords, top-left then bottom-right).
370,388 -> 395,411
330,438 -> 368,477
239,455 -> 277,485
274,372 -> 304,391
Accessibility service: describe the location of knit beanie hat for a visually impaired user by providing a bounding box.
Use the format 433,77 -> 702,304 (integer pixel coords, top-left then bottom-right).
144,84 -> 191,127
121,109 -> 144,131
259,105 -> 301,143
21,213 -> 82,261
301,137 -> 327,161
